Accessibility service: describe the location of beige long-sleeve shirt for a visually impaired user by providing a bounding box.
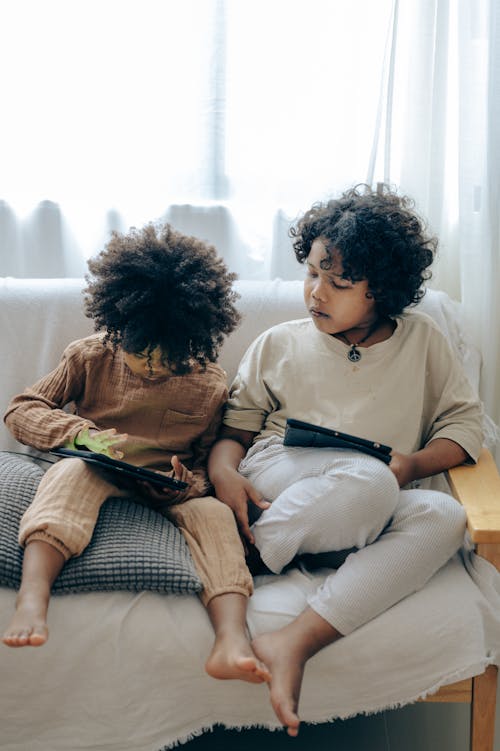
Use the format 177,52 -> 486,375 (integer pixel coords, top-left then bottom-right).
224,311 -> 483,461
4,334 -> 228,496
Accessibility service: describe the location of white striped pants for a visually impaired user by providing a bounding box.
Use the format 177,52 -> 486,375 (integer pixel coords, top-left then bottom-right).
239,441 -> 467,635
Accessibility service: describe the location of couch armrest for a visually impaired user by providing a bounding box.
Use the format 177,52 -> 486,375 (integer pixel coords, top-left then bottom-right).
446,448 -> 500,570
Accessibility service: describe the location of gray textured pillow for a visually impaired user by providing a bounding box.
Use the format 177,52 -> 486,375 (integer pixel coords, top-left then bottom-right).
0,452 -> 202,594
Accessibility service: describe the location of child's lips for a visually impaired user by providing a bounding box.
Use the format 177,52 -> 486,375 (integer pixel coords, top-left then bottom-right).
310,307 -> 329,318
144,373 -> 169,381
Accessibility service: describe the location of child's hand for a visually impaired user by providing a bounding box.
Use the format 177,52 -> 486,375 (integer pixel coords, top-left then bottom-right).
212,468 -> 270,544
75,427 -> 128,459
389,451 -> 417,487
137,455 -> 194,508
170,455 -> 193,484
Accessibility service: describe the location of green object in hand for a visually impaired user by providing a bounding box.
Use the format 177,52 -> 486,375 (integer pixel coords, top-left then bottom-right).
73,428 -> 116,457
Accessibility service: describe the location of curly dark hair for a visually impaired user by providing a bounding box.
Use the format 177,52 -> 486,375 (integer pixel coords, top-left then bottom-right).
84,223 -> 241,374
290,184 -> 437,316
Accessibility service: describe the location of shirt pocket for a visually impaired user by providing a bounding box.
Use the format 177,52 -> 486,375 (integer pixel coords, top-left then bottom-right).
159,407 -> 208,450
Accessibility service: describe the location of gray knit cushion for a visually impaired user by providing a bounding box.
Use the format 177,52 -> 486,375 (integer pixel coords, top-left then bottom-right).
0,452 -> 202,594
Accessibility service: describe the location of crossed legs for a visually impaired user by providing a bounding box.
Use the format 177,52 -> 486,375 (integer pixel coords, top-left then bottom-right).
243,447 -> 467,734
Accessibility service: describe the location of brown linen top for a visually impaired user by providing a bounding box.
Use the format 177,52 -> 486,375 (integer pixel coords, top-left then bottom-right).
4,334 -> 228,497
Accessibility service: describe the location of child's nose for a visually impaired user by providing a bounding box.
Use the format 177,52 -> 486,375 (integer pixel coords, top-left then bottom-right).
312,278 -> 327,300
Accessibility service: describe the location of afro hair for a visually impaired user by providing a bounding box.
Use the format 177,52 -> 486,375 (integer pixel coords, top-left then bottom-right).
84,223 -> 240,373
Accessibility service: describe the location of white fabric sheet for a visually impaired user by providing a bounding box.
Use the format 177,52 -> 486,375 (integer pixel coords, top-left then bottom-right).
0,548 -> 498,751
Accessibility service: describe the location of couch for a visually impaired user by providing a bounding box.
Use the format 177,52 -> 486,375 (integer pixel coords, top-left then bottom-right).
0,277 -> 499,751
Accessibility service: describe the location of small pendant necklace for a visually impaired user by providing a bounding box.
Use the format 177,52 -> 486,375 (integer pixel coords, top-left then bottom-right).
338,322 -> 379,362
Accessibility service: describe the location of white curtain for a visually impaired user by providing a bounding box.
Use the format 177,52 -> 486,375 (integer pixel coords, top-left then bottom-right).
385,0 -> 500,447
0,0 -> 394,278
0,0 -> 498,439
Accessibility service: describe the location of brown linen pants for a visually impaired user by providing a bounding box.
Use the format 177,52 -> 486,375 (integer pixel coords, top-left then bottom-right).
19,457 -> 253,605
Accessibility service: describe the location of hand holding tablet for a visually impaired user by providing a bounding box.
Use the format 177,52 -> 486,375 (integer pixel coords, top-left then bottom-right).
50,447 -> 189,490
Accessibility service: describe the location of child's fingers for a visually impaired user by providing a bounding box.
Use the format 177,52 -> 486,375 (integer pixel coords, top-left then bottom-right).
111,432 -> 128,446
155,487 -> 179,501
230,496 -> 254,543
235,509 -> 254,545
181,467 -> 194,483
94,428 -> 118,442
138,480 -> 179,503
86,429 -> 128,454
171,455 -> 193,483
246,483 -> 270,510
171,455 -> 182,475
108,447 -> 125,459
241,486 -> 269,544
250,495 -> 271,510
100,429 -> 128,446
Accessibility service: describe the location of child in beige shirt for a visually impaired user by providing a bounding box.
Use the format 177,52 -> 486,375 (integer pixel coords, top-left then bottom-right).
3,223 -> 269,685
208,184 -> 483,734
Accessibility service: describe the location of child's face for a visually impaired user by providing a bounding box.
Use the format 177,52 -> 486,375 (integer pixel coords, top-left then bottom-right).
304,238 -> 377,337
122,346 -> 174,381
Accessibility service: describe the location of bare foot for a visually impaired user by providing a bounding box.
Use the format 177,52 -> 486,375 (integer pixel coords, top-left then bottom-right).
251,608 -> 341,737
252,629 -> 303,736
205,592 -> 271,683
2,539 -> 65,648
2,595 -> 49,647
205,632 -> 271,683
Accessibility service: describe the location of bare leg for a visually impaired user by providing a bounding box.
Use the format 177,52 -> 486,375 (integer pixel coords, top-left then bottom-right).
205,592 -> 271,684
252,607 -> 342,736
2,540 -> 65,647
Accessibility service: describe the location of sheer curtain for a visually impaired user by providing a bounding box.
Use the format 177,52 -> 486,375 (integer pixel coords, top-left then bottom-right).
0,0 -> 393,278
0,0 -> 226,276
385,0 -> 500,448
0,0 -> 498,438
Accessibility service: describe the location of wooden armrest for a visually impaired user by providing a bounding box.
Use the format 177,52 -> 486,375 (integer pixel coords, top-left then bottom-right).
446,448 -> 500,544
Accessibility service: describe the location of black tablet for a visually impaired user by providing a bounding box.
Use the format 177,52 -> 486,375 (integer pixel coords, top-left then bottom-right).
284,418 -> 392,464
50,447 -> 189,490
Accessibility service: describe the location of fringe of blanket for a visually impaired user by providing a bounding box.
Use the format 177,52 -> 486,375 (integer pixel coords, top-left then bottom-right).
158,659 -> 492,749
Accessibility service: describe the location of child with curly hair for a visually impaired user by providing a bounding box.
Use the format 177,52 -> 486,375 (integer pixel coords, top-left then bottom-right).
2,223 -> 270,684
208,184 -> 483,735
